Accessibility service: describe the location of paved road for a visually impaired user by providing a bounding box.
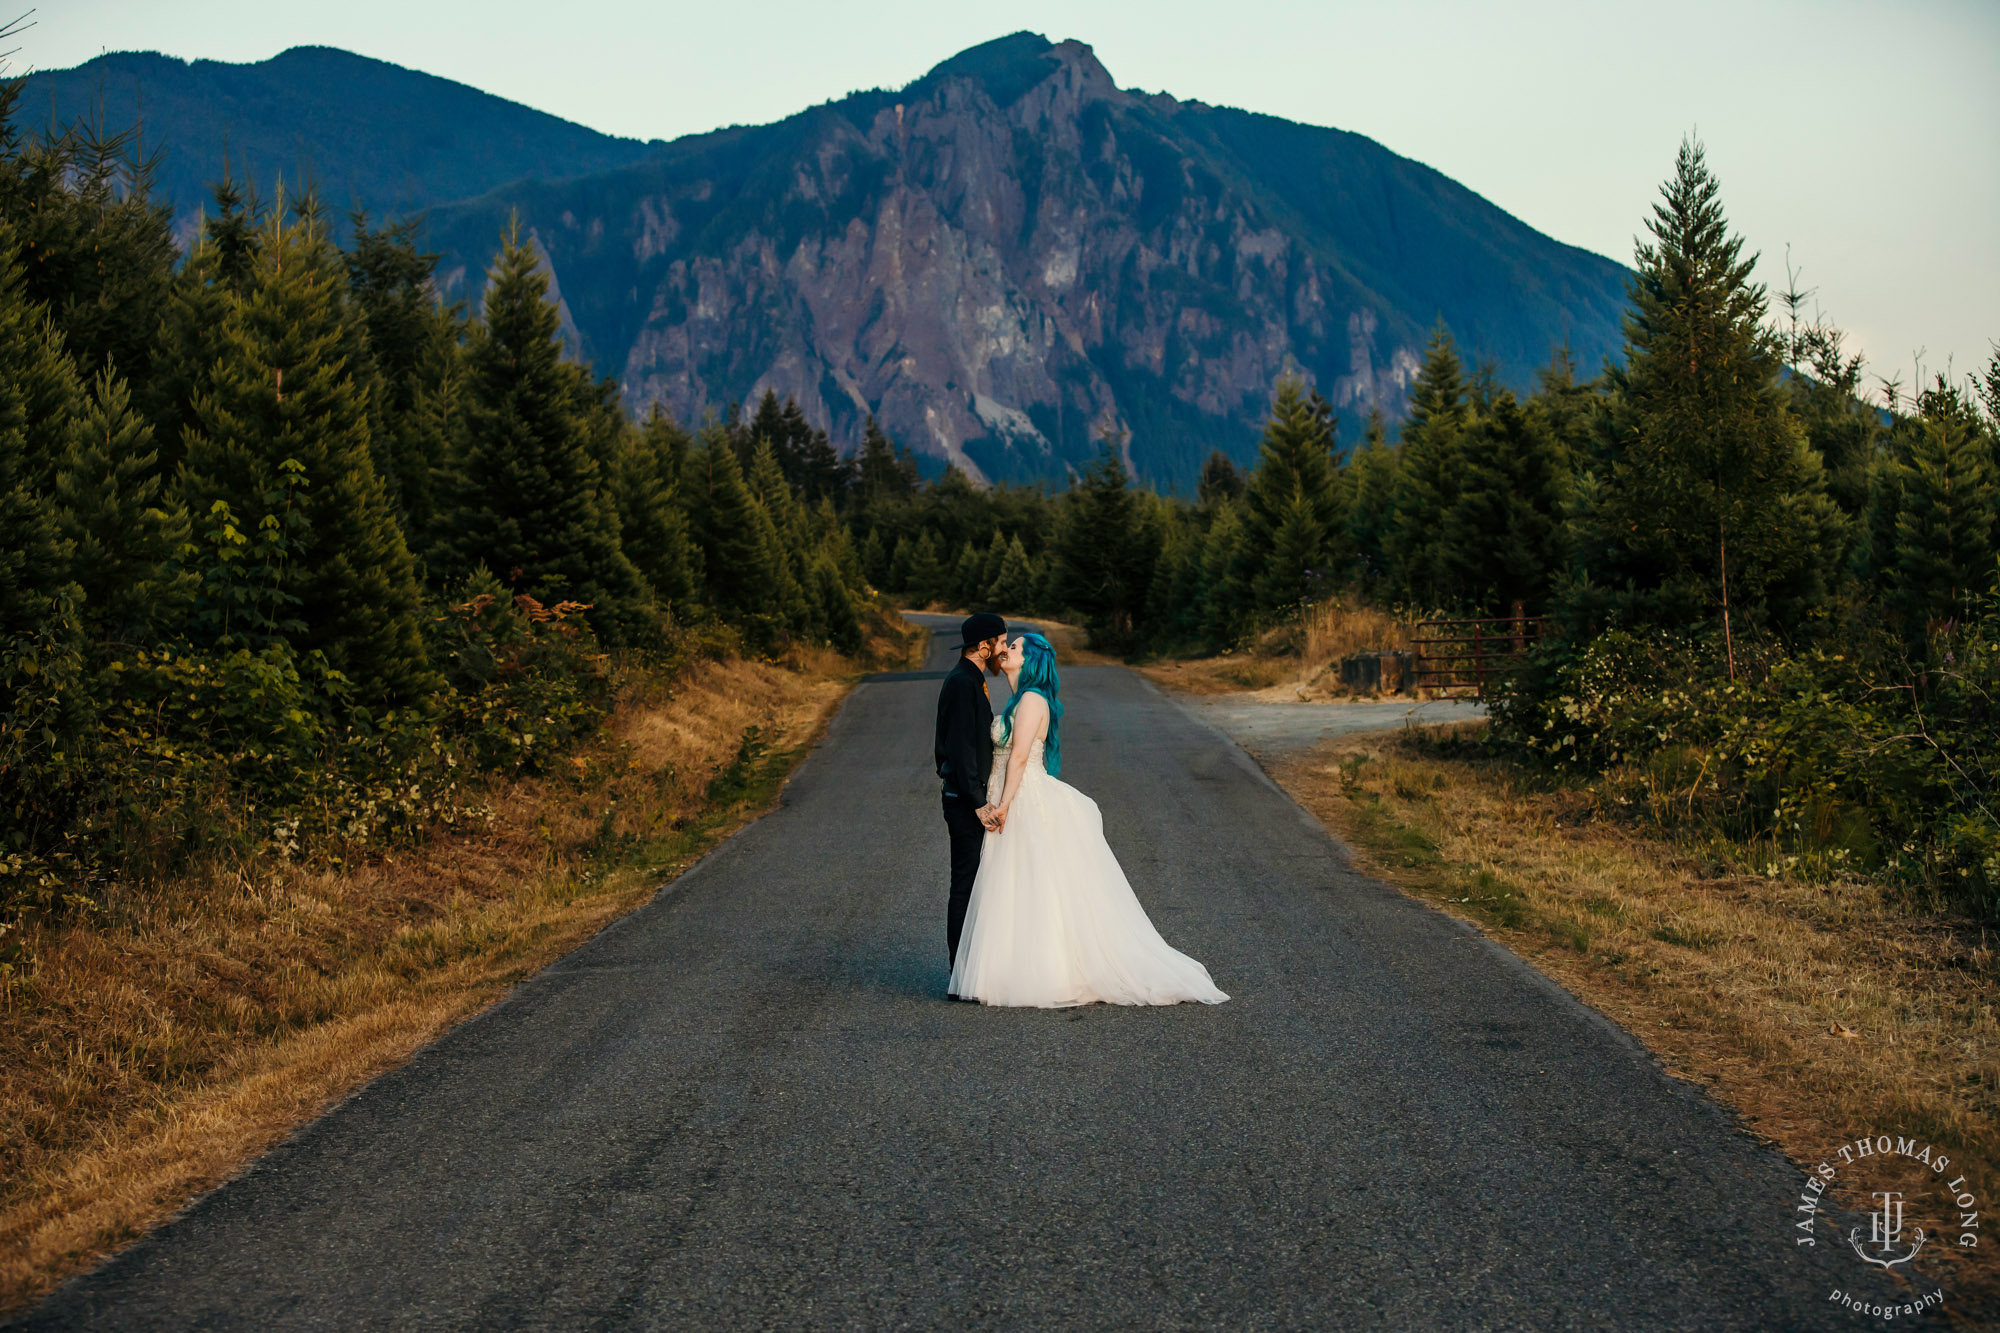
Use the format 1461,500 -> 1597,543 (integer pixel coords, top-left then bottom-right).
14,622 -> 1928,1330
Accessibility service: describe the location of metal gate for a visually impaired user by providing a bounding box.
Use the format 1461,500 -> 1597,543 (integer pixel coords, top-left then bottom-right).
1412,602 -> 1543,699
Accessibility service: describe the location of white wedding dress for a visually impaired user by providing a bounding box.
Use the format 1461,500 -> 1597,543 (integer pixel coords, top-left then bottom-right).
949,715 -> 1229,1008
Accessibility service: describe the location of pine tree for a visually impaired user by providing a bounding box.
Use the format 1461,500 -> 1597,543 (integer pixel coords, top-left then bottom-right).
985,533 -> 1037,610
951,540 -> 983,606
0,217 -> 77,635
436,221 -> 652,644
743,436 -> 811,631
611,410 -> 701,618
347,216 -> 459,541
1239,379 -> 1346,616
1594,139 -> 1840,672
1436,391 -> 1569,613
1196,499 -> 1251,646
904,531 -> 946,606
855,416 -> 920,509
1055,436 -> 1156,640
682,426 -> 790,631
57,365 -> 193,643
1346,408 -> 1400,592
178,202 -> 434,702
148,177 -> 265,470
1197,450 -> 1245,508
1386,323 -> 1470,607
1890,380 -> 1997,627
860,527 -> 889,588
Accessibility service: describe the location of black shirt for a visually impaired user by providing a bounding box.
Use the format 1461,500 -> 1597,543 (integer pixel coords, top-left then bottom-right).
934,655 -> 994,803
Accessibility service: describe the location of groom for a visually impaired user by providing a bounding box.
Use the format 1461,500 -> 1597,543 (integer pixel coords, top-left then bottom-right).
935,611 -> 1007,976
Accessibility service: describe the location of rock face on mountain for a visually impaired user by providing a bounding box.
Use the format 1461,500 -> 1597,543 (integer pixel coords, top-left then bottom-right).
33,34 -> 1633,490
427,35 -> 1630,488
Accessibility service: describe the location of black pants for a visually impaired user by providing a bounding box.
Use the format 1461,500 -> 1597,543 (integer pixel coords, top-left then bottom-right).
941,793 -> 986,975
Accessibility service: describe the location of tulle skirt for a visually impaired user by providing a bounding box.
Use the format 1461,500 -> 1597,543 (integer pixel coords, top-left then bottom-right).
948,762 -> 1229,1008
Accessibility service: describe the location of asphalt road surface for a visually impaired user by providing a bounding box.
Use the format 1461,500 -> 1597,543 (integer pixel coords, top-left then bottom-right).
14,619 -> 1930,1330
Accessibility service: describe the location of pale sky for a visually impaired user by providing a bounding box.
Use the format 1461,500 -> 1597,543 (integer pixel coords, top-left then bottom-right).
22,0 -> 2000,399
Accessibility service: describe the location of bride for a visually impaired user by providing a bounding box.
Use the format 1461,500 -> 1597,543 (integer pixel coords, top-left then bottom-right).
948,632 -> 1229,1008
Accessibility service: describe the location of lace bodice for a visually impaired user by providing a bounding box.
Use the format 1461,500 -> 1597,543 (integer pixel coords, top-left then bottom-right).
990,714 -> 1047,784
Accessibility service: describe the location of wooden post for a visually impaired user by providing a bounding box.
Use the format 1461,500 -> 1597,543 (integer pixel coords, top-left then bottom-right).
1512,600 -> 1526,655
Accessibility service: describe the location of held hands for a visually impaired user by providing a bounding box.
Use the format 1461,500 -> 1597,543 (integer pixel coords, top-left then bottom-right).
977,803 -> 1008,834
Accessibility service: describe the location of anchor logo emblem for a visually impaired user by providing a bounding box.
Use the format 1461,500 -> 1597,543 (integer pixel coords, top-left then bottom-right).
1849,1191 -> 1925,1269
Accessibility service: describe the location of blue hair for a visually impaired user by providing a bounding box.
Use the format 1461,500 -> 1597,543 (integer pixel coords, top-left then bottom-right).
999,632 -> 1062,775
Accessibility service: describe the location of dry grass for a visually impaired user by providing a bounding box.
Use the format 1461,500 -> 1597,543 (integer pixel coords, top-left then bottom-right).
1272,726 -> 2000,1309
1141,599 -> 1413,698
0,626 -> 914,1313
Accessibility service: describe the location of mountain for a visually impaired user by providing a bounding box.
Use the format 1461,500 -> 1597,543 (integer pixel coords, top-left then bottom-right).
424,34 -> 1631,488
26,35 -> 1633,490
18,46 -> 659,245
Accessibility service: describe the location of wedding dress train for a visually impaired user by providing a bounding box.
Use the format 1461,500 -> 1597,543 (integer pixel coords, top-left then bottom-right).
949,718 -> 1229,1008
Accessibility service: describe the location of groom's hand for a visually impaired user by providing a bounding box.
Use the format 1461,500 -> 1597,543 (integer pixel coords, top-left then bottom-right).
975,803 -> 1000,831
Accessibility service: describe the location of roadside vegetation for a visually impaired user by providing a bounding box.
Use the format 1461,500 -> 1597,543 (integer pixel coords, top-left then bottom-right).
1274,723 -> 1998,1304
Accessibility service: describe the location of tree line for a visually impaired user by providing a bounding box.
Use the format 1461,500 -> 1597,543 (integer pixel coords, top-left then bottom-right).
0,86 -> 888,926
2,87 -> 1993,925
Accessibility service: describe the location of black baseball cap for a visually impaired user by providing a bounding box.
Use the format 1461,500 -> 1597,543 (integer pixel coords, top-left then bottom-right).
954,612 -> 1008,650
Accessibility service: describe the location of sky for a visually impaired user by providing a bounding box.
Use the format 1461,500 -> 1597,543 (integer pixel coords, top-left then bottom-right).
21,0 -> 2000,399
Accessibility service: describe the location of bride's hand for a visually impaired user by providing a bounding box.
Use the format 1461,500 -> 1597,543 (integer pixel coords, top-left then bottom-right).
989,804 -> 1009,833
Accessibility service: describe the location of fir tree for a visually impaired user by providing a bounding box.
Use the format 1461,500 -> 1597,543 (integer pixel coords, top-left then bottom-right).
904,531 -> 946,605
855,416 -> 920,508
1239,379 -> 1346,615
0,217 -> 77,634
612,409 -> 701,617
682,426 -> 788,630
1197,450 -> 1245,508
1890,380 -> 1997,627
1386,322 -> 1470,607
951,540 -> 983,606
985,533 -> 1037,610
860,527 -> 889,588
1346,408 -> 1400,591
178,202 -> 433,702
1055,436 -> 1156,640
1196,499 -> 1251,646
436,222 -> 652,644
1593,139 -> 1840,673
57,365 -> 193,643
1436,391 -> 1569,613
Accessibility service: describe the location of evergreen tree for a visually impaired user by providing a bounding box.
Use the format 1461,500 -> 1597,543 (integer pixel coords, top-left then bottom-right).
1197,450 -> 1245,508
682,426 -> 792,634
1591,139 -> 1840,672
347,216 -> 460,541
435,222 -> 652,644
1239,379 -> 1346,615
0,217 -> 77,635
56,365 -> 193,643
0,89 -> 177,394
855,416 -> 920,509
611,409 -> 701,618
985,533 -> 1037,610
1436,391 -> 1569,613
950,540 -> 983,606
743,435 -> 812,631
1196,499 -> 1251,646
1890,379 -> 1997,627
1346,408 -> 1400,592
178,202 -> 433,702
148,177 -> 265,469
860,527 -> 889,588
904,530 -> 945,605
1386,323 -> 1470,607
1055,437 -> 1156,640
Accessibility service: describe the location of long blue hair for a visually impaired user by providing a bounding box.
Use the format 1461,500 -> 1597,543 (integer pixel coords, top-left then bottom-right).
999,632 -> 1062,776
